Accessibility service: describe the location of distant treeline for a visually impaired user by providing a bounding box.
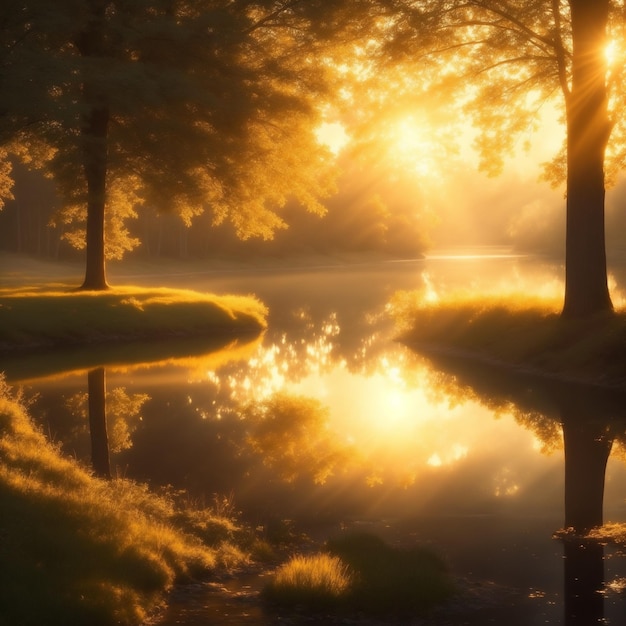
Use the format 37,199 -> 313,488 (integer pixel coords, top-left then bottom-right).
11,159 -> 626,262
0,160 -> 428,262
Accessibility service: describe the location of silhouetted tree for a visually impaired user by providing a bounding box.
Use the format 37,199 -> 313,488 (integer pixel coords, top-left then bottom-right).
2,1 -> 381,288
359,0 -> 622,317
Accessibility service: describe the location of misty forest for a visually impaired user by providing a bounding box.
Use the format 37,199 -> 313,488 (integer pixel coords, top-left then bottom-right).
3,1 -> 626,625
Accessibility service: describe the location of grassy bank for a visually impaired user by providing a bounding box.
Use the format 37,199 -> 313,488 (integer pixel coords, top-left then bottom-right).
0,285 -> 267,354
0,378 -> 249,625
391,291 -> 626,388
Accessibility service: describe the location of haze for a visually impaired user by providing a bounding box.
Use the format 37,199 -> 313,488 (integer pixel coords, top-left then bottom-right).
5,96 -> 625,264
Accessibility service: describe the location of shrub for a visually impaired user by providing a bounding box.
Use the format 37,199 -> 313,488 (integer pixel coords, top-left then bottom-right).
0,378 -> 246,625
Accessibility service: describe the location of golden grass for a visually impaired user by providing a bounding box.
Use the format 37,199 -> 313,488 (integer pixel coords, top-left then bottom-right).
391,290 -> 626,387
263,554 -> 354,607
0,285 -> 267,354
0,378 -> 248,625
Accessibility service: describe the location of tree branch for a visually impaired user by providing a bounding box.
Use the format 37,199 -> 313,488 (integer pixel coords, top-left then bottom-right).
551,0 -> 571,99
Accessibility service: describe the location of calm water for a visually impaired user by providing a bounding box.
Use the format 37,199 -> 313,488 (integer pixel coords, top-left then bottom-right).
4,249 -> 626,625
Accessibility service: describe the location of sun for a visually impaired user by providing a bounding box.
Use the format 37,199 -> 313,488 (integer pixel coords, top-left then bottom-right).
385,116 -> 440,177
605,39 -> 618,67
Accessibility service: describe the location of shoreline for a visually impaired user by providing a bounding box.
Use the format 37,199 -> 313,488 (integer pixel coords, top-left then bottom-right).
403,340 -> 626,392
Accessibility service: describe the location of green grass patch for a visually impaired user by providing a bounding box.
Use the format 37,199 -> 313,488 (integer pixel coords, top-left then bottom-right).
263,532 -> 454,617
0,285 -> 267,354
0,378 -> 248,625
391,290 -> 626,387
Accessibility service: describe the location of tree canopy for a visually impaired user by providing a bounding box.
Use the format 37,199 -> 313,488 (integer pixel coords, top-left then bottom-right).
0,0 -> 382,287
2,0 -> 625,315
333,0 -> 624,317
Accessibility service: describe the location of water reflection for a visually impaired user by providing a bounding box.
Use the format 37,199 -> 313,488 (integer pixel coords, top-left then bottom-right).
3,257 -> 626,623
417,350 -> 626,530
87,368 -> 110,478
240,393 -> 354,485
5,298 -> 560,520
412,349 -> 626,625
63,367 -> 149,478
563,540 -> 604,626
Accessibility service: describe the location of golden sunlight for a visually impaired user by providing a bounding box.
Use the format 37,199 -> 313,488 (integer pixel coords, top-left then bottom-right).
316,122 -> 349,155
605,39 -> 618,67
387,116 -> 438,177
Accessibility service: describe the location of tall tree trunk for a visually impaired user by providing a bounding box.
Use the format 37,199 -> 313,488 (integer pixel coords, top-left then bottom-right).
77,1 -> 110,291
80,102 -> 109,289
562,0 -> 612,318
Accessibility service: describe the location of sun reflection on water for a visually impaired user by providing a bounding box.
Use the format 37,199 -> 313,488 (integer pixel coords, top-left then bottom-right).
195,309 -> 554,496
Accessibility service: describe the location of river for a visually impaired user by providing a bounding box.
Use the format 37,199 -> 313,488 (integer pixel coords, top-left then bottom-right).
3,249 -> 626,625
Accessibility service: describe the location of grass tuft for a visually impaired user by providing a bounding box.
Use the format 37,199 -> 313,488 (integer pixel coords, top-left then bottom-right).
263,554 -> 354,608
263,532 -> 454,617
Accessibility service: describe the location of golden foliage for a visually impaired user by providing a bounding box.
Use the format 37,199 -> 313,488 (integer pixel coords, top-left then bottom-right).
0,150 -> 13,209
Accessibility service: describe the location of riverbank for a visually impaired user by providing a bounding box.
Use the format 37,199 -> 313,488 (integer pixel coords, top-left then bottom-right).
153,523 -> 527,626
0,286 -> 267,355
0,381 -> 252,625
391,291 -> 626,390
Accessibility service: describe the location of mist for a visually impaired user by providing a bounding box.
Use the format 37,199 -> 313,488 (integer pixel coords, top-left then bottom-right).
3,117 -> 626,268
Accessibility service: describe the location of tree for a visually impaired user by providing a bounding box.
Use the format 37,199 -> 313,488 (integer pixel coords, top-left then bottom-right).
4,1 -> 378,289
355,0 -> 622,318
69,0 -> 334,288
564,0 -> 613,317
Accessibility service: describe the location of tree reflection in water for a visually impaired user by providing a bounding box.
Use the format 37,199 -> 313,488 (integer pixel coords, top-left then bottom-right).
87,367 -> 110,479
61,368 -> 149,479
6,296 -> 626,623
240,392 -> 355,485
414,349 -> 626,625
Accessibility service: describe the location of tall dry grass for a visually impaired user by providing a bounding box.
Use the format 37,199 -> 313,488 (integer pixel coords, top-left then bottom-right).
0,377 -> 247,625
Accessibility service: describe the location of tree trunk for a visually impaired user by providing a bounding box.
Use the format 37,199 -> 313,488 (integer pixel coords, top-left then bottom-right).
562,0 -> 612,318
77,1 -> 110,291
80,102 -> 109,290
